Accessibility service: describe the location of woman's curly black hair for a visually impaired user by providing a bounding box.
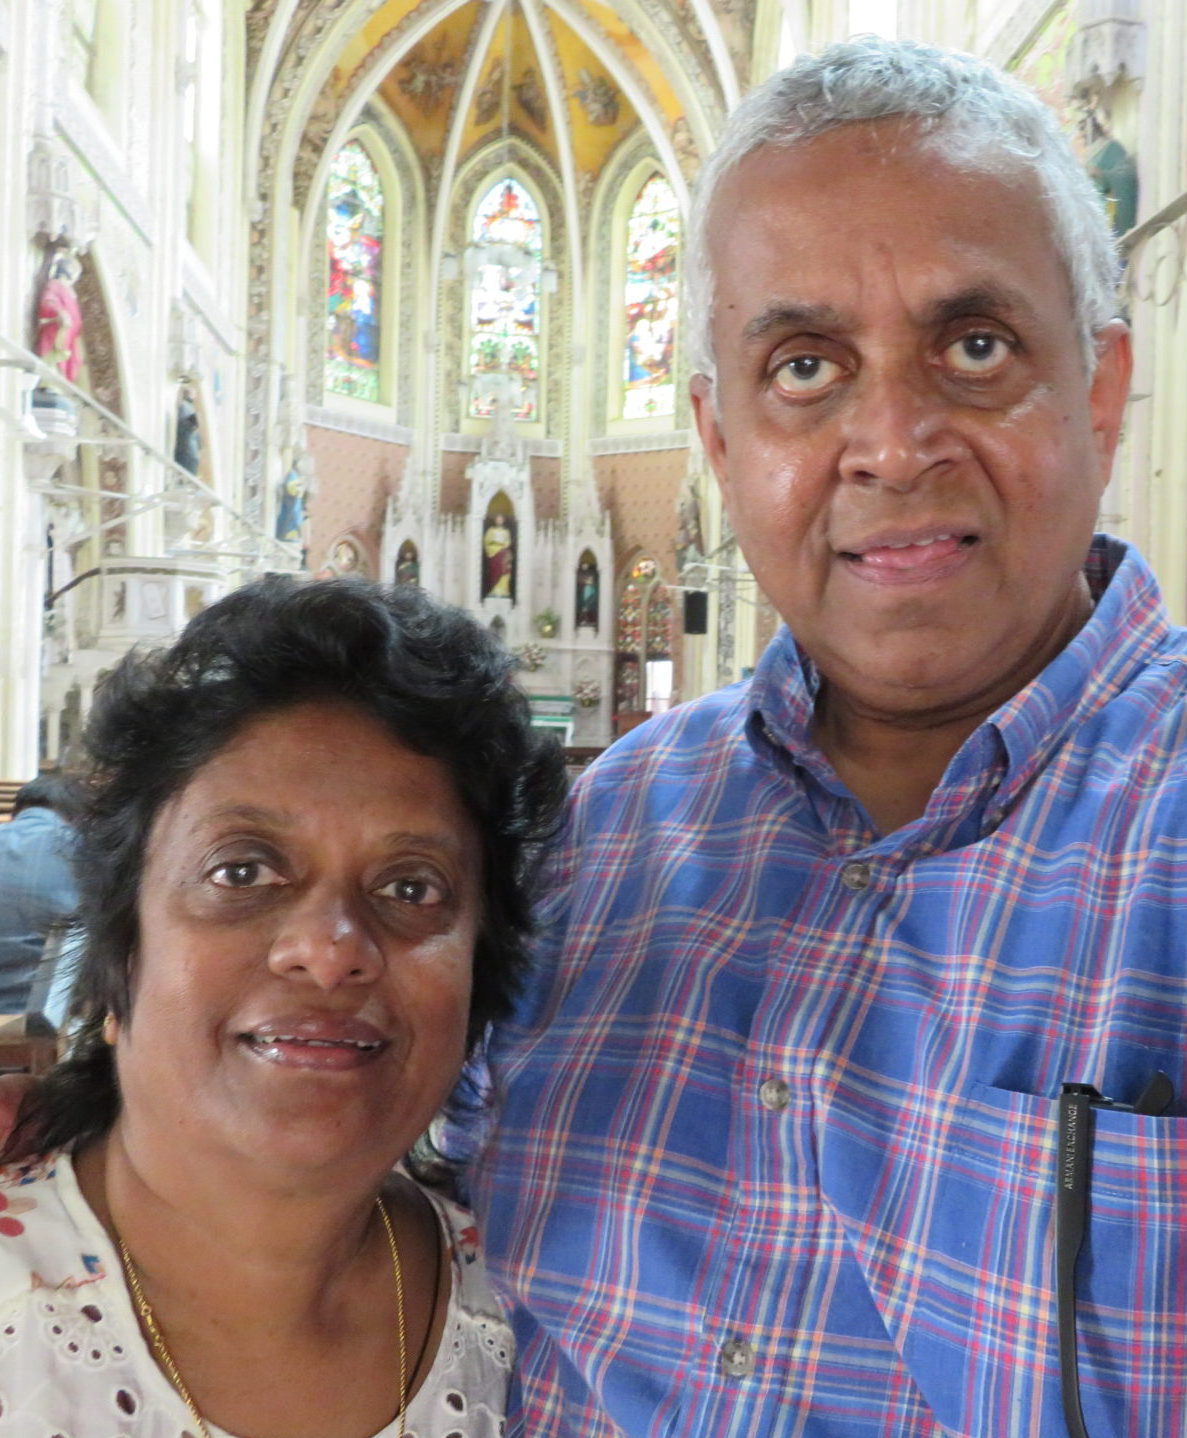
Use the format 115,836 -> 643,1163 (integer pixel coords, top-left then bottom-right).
5,575 -> 567,1159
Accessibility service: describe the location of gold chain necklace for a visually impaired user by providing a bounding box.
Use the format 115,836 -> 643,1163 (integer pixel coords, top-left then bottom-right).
117,1196 -> 408,1438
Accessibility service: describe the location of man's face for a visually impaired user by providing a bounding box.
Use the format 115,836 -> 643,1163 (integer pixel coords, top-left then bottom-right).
692,120 -> 1131,724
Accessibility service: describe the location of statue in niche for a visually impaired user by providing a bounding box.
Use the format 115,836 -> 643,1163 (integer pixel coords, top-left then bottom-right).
35,247 -> 84,383
333,538 -> 361,573
395,540 -> 420,586
275,466 -> 307,542
1080,102 -> 1138,237
174,388 -> 202,476
575,552 -> 599,630
482,506 -> 515,600
675,481 -> 706,571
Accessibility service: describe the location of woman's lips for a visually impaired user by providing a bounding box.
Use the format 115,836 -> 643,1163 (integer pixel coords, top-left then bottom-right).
238,1016 -> 389,1071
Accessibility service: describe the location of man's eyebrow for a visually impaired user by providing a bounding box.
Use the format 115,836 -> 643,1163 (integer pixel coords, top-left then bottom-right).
741,302 -> 849,344
738,287 -> 1044,346
922,285 -> 1041,327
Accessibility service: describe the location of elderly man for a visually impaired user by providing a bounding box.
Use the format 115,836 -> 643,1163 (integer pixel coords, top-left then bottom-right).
474,38 -> 1183,1438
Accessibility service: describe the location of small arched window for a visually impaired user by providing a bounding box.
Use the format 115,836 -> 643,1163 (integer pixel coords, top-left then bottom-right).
615,556 -> 673,715
622,175 -> 679,420
325,141 -> 385,402
468,177 -> 542,421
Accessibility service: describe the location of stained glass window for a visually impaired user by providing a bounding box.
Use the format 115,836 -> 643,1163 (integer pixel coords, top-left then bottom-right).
326,141 -> 384,402
622,175 -> 678,420
646,583 -> 673,659
469,178 -> 542,421
615,557 -> 672,716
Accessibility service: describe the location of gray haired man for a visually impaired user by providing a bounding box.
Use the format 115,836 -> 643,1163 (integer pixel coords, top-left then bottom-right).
474,37 -> 1187,1438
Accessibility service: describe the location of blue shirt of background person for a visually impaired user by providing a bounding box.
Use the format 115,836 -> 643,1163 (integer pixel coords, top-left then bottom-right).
0,775 -> 82,1013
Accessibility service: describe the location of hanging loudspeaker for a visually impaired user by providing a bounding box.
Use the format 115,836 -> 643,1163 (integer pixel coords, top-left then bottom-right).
683,590 -> 709,635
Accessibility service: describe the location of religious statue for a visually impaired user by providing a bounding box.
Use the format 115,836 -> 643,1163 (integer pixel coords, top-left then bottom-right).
396,540 -> 420,586
333,538 -> 361,573
482,511 -> 515,600
275,466 -> 307,543
35,247 -> 84,383
675,481 -> 706,571
174,389 -> 202,477
575,553 -> 599,630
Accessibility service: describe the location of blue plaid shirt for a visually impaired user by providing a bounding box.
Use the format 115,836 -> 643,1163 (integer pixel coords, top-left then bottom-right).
474,536 -> 1187,1438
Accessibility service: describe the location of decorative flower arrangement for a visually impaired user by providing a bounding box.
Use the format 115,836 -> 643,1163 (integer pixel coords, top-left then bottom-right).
534,607 -> 561,638
574,678 -> 602,709
514,642 -> 546,672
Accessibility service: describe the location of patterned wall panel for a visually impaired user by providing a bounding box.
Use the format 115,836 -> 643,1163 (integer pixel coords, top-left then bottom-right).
306,425 -> 407,573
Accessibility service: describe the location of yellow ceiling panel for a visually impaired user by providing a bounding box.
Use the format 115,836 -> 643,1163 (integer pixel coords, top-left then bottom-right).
544,7 -> 638,175
457,7 -> 560,168
326,1 -> 686,176
332,0 -> 419,96
582,0 -> 684,125
375,1 -> 485,163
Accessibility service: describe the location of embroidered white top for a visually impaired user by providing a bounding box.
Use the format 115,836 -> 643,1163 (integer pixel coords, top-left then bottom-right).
0,1152 -> 512,1437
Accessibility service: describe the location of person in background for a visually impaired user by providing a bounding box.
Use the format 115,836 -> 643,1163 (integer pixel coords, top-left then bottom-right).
0,772 -> 82,1014
471,36 -> 1187,1438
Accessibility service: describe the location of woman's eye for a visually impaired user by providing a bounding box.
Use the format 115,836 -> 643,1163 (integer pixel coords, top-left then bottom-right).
944,331 -> 1013,374
772,353 -> 844,395
209,860 -> 282,889
376,875 -> 446,906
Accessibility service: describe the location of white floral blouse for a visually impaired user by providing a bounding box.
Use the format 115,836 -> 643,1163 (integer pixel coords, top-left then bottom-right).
0,1152 -> 512,1437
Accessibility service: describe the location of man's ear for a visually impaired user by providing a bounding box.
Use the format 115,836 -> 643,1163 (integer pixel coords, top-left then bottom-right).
690,372 -> 729,493
1088,318 -> 1133,491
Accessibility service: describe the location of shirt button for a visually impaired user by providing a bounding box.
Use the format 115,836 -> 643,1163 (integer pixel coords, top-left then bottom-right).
759,1078 -> 792,1111
840,860 -> 871,891
719,1338 -> 756,1378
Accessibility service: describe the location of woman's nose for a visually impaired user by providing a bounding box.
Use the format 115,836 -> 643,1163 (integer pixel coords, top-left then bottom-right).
266,889 -> 384,989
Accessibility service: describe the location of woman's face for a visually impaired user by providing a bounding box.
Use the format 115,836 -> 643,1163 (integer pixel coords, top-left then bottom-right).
111,700 -> 481,1187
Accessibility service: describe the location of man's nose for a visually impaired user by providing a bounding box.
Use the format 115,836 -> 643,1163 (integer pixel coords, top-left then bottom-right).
837,367 -> 963,491
266,887 -> 384,989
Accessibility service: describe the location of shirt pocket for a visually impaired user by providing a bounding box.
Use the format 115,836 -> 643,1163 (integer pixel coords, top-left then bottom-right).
818,1076 -> 1187,1438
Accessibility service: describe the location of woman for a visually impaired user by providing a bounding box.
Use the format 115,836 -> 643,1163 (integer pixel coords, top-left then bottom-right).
0,576 -> 566,1437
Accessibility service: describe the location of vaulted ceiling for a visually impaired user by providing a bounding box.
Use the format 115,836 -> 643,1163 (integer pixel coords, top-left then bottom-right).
247,0 -> 768,221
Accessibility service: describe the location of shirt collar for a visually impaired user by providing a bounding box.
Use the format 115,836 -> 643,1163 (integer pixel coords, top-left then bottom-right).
748,536 -> 1174,807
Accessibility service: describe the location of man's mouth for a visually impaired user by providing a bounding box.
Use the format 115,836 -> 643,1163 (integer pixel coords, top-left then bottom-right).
840,532 -> 978,571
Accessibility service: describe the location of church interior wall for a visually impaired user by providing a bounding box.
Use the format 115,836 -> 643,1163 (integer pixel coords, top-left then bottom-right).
305,423 -> 406,577
531,455 -> 562,522
2,0 -> 1185,776
438,450 -> 473,516
594,448 -> 688,582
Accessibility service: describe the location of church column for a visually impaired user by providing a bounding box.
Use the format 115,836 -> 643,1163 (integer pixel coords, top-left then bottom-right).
0,1 -> 47,777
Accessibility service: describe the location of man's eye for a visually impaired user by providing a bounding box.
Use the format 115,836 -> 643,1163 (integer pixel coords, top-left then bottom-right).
209,861 -> 282,889
944,332 -> 1013,374
376,875 -> 447,906
772,354 -> 843,394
